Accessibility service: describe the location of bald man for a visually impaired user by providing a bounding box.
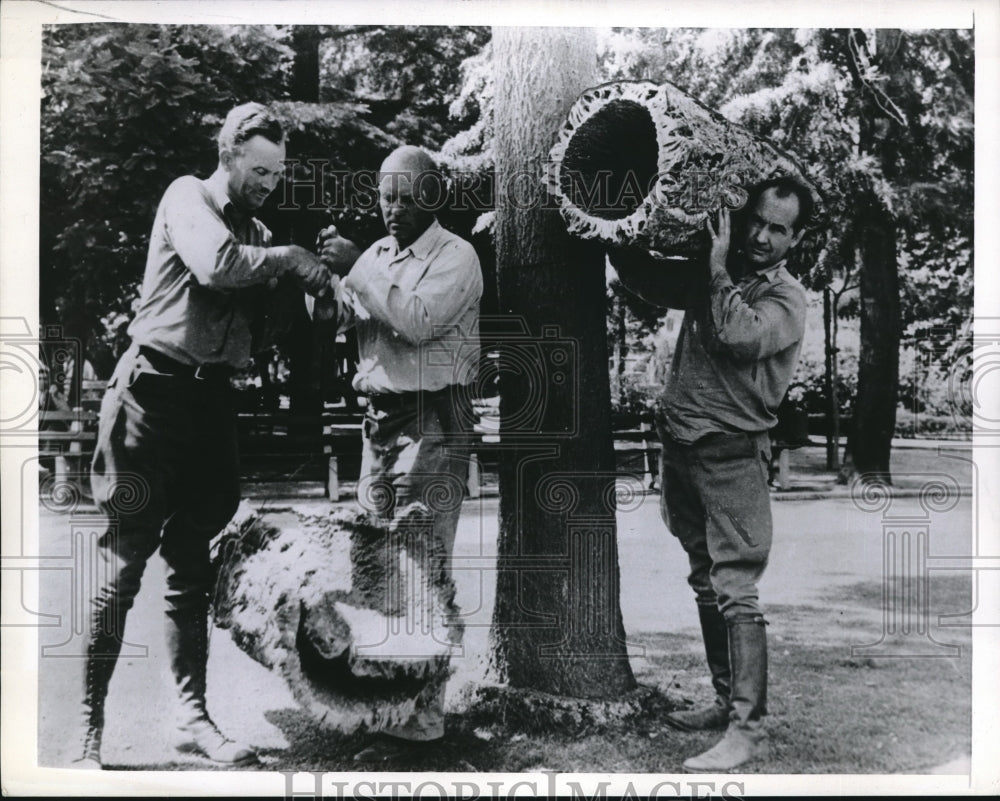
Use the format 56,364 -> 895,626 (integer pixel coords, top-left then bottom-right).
311,146 -> 483,762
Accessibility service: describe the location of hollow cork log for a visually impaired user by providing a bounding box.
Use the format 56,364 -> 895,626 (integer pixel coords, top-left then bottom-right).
545,80 -> 820,261
210,502 -> 463,733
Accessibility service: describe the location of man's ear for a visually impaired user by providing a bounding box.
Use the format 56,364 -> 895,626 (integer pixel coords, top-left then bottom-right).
790,228 -> 806,249
219,149 -> 234,169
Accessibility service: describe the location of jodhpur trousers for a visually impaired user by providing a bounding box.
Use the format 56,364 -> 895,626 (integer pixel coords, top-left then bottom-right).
87,346 -> 240,673
657,426 -> 774,620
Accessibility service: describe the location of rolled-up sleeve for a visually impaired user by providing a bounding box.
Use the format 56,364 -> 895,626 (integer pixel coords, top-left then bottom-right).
162,177 -> 282,290
710,272 -> 807,363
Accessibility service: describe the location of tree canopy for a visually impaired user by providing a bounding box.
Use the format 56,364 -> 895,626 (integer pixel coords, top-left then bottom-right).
40,24 -> 973,457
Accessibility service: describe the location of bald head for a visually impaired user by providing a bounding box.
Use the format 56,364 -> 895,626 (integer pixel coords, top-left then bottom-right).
380,145 -> 438,176
378,146 -> 443,249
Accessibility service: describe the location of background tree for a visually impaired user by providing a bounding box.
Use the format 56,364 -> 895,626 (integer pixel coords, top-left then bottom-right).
491,26 -> 636,699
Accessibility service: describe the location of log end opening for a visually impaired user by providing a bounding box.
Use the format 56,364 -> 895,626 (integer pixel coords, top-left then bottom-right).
559,99 -> 660,221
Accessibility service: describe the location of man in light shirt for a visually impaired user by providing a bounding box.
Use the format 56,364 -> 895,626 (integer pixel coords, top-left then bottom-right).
312,145 -> 483,762
75,103 -> 331,769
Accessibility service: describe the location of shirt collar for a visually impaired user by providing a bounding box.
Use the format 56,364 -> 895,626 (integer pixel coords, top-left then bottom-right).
747,259 -> 787,283
205,170 -> 243,222
377,219 -> 443,261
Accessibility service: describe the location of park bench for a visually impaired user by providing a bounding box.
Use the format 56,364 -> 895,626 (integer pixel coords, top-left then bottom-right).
38,407 -> 100,489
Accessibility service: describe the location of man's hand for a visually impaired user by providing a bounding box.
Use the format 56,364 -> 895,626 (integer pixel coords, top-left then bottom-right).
316,225 -> 361,277
274,245 -> 332,297
706,207 -> 731,280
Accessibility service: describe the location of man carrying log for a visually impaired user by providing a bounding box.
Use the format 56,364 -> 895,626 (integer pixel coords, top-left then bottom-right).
75,103 -> 332,768
311,145 -> 482,762
614,177 -> 811,771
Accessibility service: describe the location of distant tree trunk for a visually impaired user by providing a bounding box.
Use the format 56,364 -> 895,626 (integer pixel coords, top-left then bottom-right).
823,288 -> 836,469
850,195 -> 899,478
843,28 -> 903,482
611,293 -> 627,409
287,25 -> 326,437
491,26 -> 636,699
290,26 -> 322,102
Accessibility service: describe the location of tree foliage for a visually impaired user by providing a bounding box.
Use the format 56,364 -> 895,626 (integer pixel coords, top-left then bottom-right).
41,24 -> 294,337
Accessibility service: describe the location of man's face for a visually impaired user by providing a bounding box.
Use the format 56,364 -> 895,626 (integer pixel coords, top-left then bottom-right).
221,135 -> 286,212
742,188 -> 805,268
379,172 -> 435,249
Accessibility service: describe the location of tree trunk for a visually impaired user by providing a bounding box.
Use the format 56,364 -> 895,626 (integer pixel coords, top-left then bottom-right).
850,195 -> 900,479
611,293 -> 627,409
823,287 -> 836,469
842,28 -> 904,483
286,25 -> 327,436
290,26 -> 322,102
491,26 -> 636,699
831,304 -> 842,468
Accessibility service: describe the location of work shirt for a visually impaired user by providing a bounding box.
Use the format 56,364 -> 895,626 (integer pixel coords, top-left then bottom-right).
660,260 -> 807,443
128,175 -> 283,368
314,220 -> 482,394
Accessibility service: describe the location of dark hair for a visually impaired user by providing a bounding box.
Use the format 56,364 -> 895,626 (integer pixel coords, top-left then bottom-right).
217,102 -> 284,156
747,176 -> 814,233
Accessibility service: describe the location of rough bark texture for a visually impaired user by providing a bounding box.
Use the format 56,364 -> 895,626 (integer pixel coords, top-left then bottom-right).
546,80 -> 818,261
492,26 -> 636,699
211,502 -> 462,732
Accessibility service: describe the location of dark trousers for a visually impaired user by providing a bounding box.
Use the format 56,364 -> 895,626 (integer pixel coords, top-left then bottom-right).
86,345 -> 239,680
657,426 -> 773,619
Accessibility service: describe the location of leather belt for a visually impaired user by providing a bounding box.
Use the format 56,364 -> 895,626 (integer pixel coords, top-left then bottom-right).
367,388 -> 448,413
137,346 -> 235,382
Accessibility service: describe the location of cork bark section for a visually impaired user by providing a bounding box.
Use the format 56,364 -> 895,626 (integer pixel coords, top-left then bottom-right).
492,26 -> 637,698
546,80 -> 819,260
211,503 -> 463,732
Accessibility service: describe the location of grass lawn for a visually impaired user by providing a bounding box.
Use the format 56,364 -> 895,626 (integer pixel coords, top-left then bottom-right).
228,574 -> 971,774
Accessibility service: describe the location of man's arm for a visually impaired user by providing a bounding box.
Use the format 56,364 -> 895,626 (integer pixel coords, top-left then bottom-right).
304,273 -> 359,332
162,177 -> 329,294
709,275 -> 807,362
704,207 -> 807,362
346,240 -> 482,346
305,226 -> 364,328
608,247 -> 703,310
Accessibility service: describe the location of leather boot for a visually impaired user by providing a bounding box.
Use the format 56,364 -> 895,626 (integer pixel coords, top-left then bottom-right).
166,605 -> 256,765
683,614 -> 769,772
69,587 -> 131,768
666,603 -> 731,731
70,651 -> 116,768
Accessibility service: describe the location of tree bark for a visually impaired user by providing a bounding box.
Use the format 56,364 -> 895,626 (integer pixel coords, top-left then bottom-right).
491,26 -> 636,699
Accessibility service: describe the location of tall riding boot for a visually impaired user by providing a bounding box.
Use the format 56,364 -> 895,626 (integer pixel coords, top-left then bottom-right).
165,604 -> 256,765
666,603 -> 732,731
683,614 -> 769,772
69,587 -> 131,768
